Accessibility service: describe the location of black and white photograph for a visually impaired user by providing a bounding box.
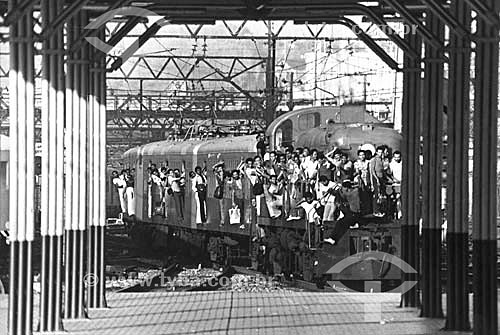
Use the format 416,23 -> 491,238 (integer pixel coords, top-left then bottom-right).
0,0 -> 498,334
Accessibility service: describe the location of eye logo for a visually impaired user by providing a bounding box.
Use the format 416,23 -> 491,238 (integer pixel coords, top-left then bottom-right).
327,251 -> 418,293
84,7 -> 169,62
326,251 -> 418,322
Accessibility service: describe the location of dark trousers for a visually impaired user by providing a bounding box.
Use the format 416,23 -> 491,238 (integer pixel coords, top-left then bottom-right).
372,179 -> 385,213
173,192 -> 184,219
269,247 -> 282,275
198,190 -> 207,222
324,214 -> 355,241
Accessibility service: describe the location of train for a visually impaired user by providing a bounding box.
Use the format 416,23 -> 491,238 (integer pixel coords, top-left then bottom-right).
122,105 -> 404,288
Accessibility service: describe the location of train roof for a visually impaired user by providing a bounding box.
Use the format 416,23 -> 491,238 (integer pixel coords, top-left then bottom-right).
123,134 -> 257,160
266,105 -> 381,138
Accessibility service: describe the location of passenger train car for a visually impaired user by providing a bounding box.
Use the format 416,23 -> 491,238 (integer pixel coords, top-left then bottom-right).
123,106 -> 404,287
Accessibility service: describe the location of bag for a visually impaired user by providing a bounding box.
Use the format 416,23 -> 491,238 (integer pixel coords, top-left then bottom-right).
252,182 -> 264,196
245,206 -> 253,224
196,183 -> 207,193
167,187 -> 173,196
376,192 -> 388,213
154,205 -> 164,216
213,185 -> 224,199
229,206 -> 241,225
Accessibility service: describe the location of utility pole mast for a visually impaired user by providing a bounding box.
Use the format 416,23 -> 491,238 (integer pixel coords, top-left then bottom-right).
287,72 -> 294,111
313,40 -> 318,106
363,74 -> 368,103
265,21 -> 276,125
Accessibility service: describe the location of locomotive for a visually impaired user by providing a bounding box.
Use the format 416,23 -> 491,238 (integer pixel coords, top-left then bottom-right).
122,105 -> 404,288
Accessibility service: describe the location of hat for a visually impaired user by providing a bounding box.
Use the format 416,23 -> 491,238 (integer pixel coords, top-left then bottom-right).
360,143 -> 376,155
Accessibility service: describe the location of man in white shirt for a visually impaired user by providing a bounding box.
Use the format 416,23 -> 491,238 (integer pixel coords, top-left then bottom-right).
298,192 -> 321,247
112,170 -> 127,214
389,150 -> 402,183
316,176 -> 341,222
300,149 -> 319,193
192,166 -> 208,224
389,151 -> 402,219
298,192 -> 320,224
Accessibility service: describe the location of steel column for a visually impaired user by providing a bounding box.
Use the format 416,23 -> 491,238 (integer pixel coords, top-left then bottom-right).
63,14 -> 75,320
400,31 -> 421,308
420,10 -> 444,318
7,0 -> 35,334
38,0 -> 65,331
445,0 -> 471,330
98,36 -> 108,308
79,10 -> 90,319
64,11 -> 89,320
88,28 -> 107,309
471,0 -> 499,333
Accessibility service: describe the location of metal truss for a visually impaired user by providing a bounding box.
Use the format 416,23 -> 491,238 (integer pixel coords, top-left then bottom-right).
107,54 -> 270,117
106,89 -> 266,131
109,55 -> 266,81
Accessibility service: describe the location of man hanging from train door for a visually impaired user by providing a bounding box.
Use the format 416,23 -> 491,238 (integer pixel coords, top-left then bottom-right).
125,169 -> 136,217
192,165 -> 208,224
112,170 -> 127,215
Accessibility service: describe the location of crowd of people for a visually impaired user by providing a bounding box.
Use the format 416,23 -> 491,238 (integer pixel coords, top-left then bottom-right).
112,134 -> 402,247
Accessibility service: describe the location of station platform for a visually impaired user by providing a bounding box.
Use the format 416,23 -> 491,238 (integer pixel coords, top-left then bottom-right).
1,290 -> 485,335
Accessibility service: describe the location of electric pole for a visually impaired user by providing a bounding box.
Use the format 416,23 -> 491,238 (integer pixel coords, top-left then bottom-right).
265,21 -> 276,125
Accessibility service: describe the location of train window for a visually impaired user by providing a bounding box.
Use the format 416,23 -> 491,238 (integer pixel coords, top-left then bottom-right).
275,129 -> 283,148
276,119 -> 293,147
298,113 -> 320,131
0,162 -> 6,189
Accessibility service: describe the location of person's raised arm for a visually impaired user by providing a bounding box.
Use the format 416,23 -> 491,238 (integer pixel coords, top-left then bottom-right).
202,161 -> 208,175
325,147 -> 338,157
237,156 -> 245,171
324,154 -> 336,166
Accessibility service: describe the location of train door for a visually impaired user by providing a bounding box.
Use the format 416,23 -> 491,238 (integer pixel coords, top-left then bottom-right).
275,119 -> 293,149
135,152 -> 145,222
0,160 -> 8,230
